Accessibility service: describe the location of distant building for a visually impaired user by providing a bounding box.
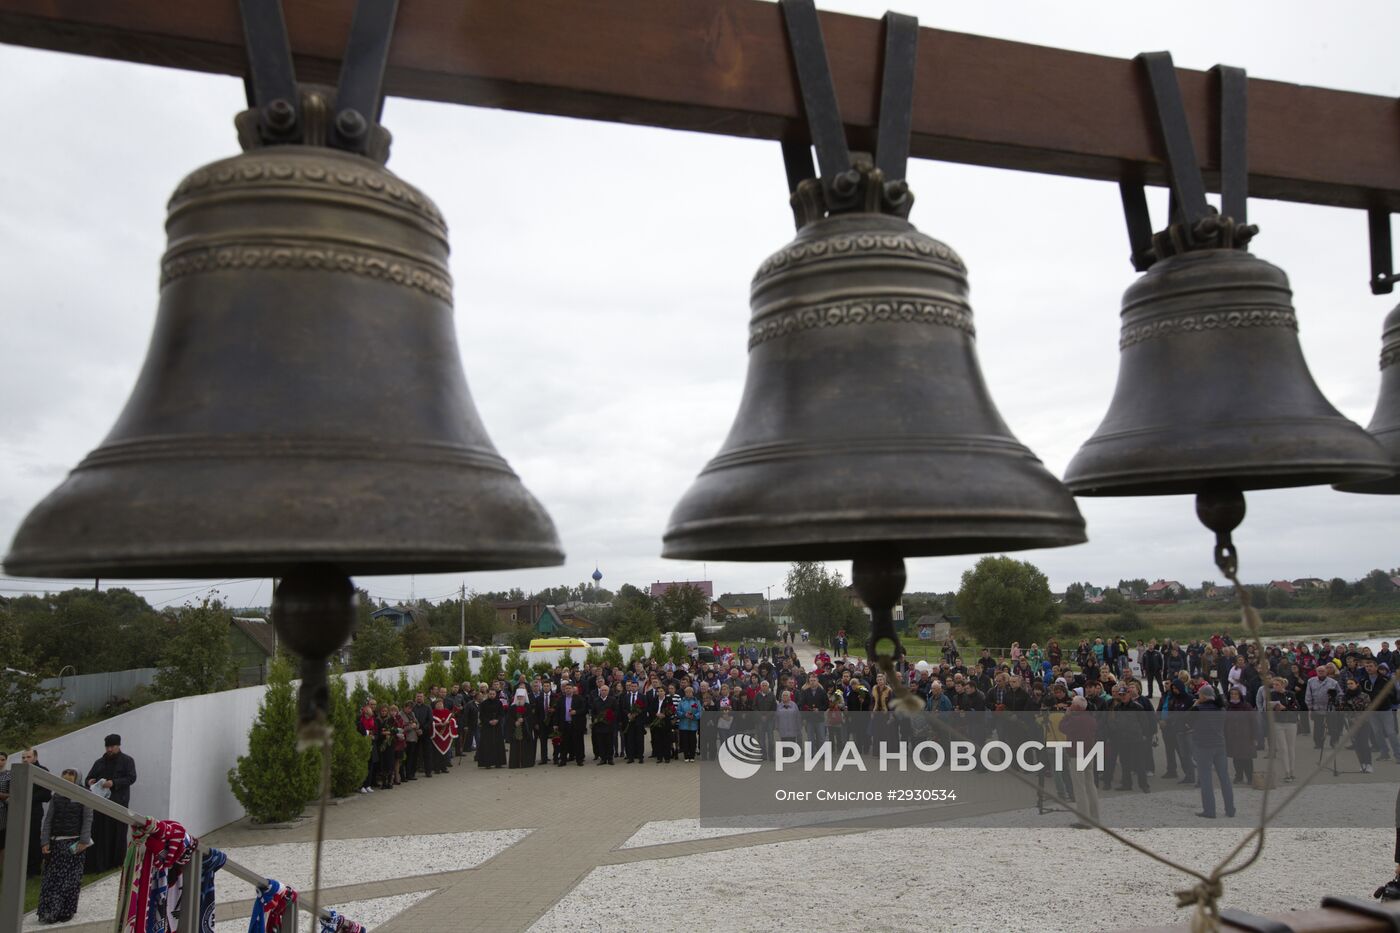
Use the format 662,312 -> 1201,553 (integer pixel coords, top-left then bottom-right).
493,600 -> 544,627
650,580 -> 714,600
229,616 -> 275,685
1292,578 -> 1327,590
370,605 -> 421,629
915,614 -> 952,641
717,593 -> 765,617
844,585 -> 905,623
1268,580 -> 1297,595
561,610 -> 597,632
1144,580 -> 1185,598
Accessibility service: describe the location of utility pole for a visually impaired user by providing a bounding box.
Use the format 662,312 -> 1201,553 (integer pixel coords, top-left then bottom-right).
460,582 -> 466,646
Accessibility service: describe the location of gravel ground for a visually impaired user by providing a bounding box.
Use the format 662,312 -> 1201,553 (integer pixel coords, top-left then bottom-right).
534,786 -> 1395,932
23,830 -> 526,930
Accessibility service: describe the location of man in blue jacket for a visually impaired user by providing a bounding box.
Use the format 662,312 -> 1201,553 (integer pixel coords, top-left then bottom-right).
1190,685 -> 1234,819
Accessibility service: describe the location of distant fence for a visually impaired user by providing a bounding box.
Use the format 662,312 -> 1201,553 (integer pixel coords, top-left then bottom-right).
40,667 -> 158,720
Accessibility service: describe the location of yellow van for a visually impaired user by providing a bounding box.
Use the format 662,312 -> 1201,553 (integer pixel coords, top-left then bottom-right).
528,638 -> 590,653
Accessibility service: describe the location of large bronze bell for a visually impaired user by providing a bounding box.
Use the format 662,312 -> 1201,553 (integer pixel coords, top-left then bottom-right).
663,162 -> 1086,561
1336,304 -> 1400,493
1065,239 -> 1392,496
3,89 -> 562,578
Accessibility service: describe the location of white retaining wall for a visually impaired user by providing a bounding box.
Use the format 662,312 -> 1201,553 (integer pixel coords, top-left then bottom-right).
11,644 -> 668,837
15,663 -> 427,837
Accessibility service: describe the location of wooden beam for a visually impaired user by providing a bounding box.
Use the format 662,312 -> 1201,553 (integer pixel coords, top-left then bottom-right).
0,0 -> 1397,210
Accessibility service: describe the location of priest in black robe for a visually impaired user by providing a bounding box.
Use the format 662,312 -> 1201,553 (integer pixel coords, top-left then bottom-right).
476,690 -> 506,768
84,734 -> 136,873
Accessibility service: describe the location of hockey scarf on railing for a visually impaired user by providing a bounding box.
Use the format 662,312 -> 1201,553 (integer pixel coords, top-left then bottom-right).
319,909 -> 368,933
198,848 -> 228,933
120,819 -> 193,933
248,879 -> 298,933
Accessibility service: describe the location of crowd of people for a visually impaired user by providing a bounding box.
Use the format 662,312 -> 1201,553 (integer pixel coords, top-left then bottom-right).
348,633 -> 1397,825
6,632 -> 1396,923
0,734 -> 137,924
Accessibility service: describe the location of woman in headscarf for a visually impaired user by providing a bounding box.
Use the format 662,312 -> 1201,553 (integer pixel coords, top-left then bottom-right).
37,768 -> 92,924
1224,685 -> 1257,785
477,687 -> 506,769
1341,675 -> 1375,774
506,687 -> 536,769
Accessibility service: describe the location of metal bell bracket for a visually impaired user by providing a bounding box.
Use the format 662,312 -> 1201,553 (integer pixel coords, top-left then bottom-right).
1118,54 -> 1258,271
779,0 -> 918,229
1369,209 -> 1397,295
238,0 -> 399,157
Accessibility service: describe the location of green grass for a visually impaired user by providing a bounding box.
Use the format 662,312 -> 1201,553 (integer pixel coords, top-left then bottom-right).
27,710 -> 122,746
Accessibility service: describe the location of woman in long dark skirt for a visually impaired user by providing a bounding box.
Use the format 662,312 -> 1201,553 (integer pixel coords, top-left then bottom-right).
505,688 -> 536,769
477,689 -> 506,768
38,769 -> 93,924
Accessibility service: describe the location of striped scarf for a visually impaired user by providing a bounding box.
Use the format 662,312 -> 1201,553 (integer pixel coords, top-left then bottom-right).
118,819 -> 192,933
198,848 -> 227,933
319,909 -> 367,933
249,879 -> 298,933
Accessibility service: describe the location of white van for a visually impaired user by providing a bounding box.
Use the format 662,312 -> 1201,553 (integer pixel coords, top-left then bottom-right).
659,631 -> 699,650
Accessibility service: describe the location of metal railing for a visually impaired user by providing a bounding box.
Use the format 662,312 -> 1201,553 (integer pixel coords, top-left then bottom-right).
1,762 -> 331,932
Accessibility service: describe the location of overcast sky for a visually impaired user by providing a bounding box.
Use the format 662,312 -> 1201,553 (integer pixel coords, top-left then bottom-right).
2,1 -> 1398,611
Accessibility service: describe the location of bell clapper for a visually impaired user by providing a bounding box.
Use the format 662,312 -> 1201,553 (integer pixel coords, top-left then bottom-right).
271,569 -> 356,924
854,554 -> 921,712
1194,482 -> 1261,639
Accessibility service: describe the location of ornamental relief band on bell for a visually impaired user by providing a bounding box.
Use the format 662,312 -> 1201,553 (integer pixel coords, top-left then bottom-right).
160,241 -> 454,303
171,161 -> 446,230
1117,306 -> 1298,349
747,298 -> 975,349
754,233 -> 967,279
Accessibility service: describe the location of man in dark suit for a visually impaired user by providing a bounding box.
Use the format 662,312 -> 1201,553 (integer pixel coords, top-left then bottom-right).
589,684 -> 618,765
621,679 -> 648,762
534,680 -> 558,765
555,683 -> 587,766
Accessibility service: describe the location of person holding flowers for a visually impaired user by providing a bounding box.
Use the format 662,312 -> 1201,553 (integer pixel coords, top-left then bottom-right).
589,683 -> 618,765
623,680 -> 649,763
650,694 -> 677,763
